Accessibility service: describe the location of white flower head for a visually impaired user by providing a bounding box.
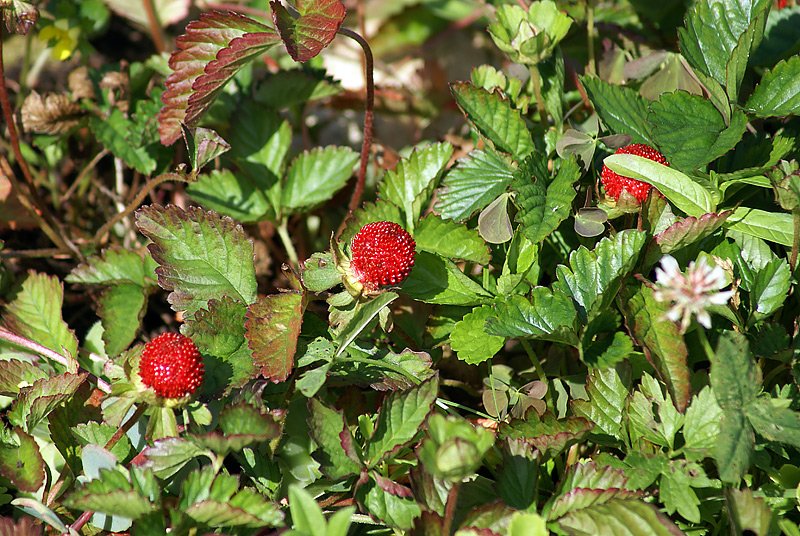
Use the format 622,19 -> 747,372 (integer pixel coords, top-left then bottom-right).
652,255 -> 734,332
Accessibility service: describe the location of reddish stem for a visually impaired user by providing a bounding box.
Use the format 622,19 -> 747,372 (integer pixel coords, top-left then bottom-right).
338,28 -> 375,217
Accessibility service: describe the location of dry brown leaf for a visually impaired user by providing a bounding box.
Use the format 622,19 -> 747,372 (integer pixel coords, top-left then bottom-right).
21,91 -> 84,135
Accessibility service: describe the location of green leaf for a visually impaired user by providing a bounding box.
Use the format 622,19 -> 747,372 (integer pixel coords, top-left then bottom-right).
450,82 -> 535,158
227,103 -> 292,219
478,193 -> 514,244
246,291 -> 306,383
678,0 -> 771,87
190,404 -> 282,456
139,437 -> 212,480
508,512 -> 548,536
0,359 -> 47,396
603,154 -> 716,217
747,55 -> 800,117
65,467 -> 159,520
746,399 -> 800,448
496,449 -> 539,510
271,0 -> 345,63
288,485 -> 326,536
450,305 -> 505,365
749,257 -> 791,322
334,292 -> 398,357
0,427 -> 45,492
377,142 -> 454,230
415,214 -> 491,265
711,331 -> 760,411
555,229 -> 647,324
307,399 -> 362,479
97,283 -> 147,357
158,11 -> 280,145
135,204 -> 258,317
401,251 -> 493,306
182,126 -> 230,177
559,498 -> 683,536
185,481 -> 283,527
725,488 -> 772,536
486,291 -> 578,346
282,146 -> 358,214
365,374 -> 439,466
513,153 -> 580,244
300,251 -> 342,293
184,296 -> 256,395
648,92 -> 748,171
355,475 -> 421,530
499,411 -> 594,461
90,108 -> 156,175
580,76 -> 652,145
583,331 -> 634,370
434,149 -> 514,222
187,169 -> 273,223
571,366 -> 630,443
658,468 -> 701,524
628,373 -> 683,450
66,248 -> 157,286
8,373 -> 87,433
2,271 -> 79,363
547,462 -> 638,520
725,7 -> 769,106
726,207 -> 794,246
715,409 -> 754,484
682,386 -> 724,460
622,286 -> 690,413
255,68 -> 343,109
73,422 -> 132,463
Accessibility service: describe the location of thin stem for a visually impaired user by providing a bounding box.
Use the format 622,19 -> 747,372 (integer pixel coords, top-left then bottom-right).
696,327 -> 715,363
519,338 -> 554,411
276,217 -> 300,268
93,172 -> 186,244
141,0 -> 166,54
791,208 -> 799,272
586,0 -> 596,76
105,404 -> 147,451
338,28 -> 375,216
337,355 -> 420,384
0,326 -> 78,373
530,66 -> 548,130
435,398 -> 495,421
441,483 -> 461,536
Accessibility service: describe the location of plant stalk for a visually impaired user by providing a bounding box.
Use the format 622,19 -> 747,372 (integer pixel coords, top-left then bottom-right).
520,338 -> 554,411
276,217 -> 300,268
338,27 -> 375,217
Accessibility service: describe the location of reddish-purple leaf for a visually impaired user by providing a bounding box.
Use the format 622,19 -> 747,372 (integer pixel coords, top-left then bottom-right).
623,286 -> 691,412
245,292 -> 306,382
0,427 -> 45,492
271,0 -> 346,62
373,471 -> 414,498
644,210 -> 733,266
158,11 -> 280,145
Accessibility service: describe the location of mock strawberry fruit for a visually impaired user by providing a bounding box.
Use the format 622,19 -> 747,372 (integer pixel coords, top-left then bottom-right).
343,221 -> 416,296
139,333 -> 204,399
600,143 -> 668,202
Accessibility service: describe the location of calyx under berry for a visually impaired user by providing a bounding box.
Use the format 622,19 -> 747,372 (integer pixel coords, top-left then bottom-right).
600,143 -> 668,203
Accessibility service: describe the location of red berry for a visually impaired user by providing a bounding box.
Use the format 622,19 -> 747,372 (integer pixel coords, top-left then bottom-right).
600,143 -> 668,202
350,221 -> 416,292
139,333 -> 204,399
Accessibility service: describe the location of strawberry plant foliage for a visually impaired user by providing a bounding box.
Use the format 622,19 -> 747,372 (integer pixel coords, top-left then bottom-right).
5,0 -> 800,533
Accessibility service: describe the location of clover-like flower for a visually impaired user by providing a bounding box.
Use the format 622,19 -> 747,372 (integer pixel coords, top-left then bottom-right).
653,255 -> 734,332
